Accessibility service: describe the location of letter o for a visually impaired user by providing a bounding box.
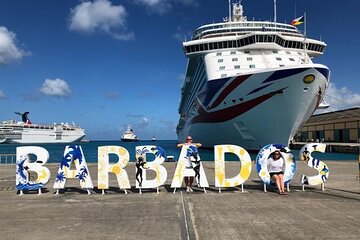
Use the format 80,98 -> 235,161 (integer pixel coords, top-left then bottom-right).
256,144 -> 296,185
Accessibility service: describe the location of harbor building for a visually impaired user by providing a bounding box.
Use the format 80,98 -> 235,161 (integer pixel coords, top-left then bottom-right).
294,107 -> 360,143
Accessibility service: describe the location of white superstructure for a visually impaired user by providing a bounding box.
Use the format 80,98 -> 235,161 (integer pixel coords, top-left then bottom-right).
121,125 -> 139,142
0,112 -> 85,144
177,2 -> 330,150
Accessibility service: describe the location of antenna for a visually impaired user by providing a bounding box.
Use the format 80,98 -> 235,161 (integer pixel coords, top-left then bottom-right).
228,0 -> 232,22
274,0 -> 277,23
304,12 -> 307,36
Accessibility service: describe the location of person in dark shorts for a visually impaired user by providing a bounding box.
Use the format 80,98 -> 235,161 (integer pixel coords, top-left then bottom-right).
268,150 -> 286,195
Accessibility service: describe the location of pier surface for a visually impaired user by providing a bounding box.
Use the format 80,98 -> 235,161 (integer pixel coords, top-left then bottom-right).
0,161 -> 359,240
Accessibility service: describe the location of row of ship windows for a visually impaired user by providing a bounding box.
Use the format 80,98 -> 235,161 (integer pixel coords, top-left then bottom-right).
218,60 -> 294,70
219,64 -> 255,75
194,24 -> 296,36
219,65 -> 290,77
184,34 -> 325,54
217,57 -> 295,63
193,26 -> 299,40
216,50 -> 302,56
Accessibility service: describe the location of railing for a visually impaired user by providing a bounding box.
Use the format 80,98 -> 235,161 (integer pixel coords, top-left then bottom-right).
0,154 -> 16,182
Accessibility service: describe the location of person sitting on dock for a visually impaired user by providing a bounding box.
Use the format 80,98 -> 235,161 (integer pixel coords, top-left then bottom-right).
268,150 -> 286,195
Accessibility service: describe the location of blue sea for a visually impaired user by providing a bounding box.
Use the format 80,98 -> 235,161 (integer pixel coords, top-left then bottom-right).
0,140 -> 357,163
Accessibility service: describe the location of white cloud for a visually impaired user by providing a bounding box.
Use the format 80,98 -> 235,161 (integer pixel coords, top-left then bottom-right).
0,89 -> 6,99
135,116 -> 151,132
134,0 -> 197,10
134,0 -> 196,14
135,0 -> 170,7
141,116 -> 150,124
317,82 -> 360,113
112,32 -> 135,41
125,114 -> 152,133
0,26 -> 28,64
40,78 -> 72,97
177,73 -> 185,82
69,0 -> 134,40
172,25 -> 189,42
103,91 -> 119,100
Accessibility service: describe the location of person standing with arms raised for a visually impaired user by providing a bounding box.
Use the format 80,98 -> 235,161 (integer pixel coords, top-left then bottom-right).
177,136 -> 202,192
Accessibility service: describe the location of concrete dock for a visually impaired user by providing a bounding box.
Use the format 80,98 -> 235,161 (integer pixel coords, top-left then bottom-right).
0,161 -> 359,240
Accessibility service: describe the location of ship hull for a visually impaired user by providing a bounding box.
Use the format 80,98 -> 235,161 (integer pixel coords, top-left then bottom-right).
120,127 -> 139,142
121,138 -> 139,142
177,64 -> 329,150
0,127 -> 85,144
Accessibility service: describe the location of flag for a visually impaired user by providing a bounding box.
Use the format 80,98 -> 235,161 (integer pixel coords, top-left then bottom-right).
291,15 -> 304,26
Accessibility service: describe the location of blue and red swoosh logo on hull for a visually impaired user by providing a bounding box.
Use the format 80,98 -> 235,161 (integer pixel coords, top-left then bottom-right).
190,67 -> 328,125
209,75 -> 251,109
191,89 -> 286,124
205,68 -> 313,111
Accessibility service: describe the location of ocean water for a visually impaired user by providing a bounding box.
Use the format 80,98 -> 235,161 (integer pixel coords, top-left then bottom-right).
0,140 -> 357,163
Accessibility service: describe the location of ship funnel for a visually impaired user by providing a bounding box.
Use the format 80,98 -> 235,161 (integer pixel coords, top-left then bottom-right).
15,111 -> 31,124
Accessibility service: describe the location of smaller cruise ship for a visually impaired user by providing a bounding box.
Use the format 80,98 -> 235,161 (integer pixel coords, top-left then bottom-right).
121,125 -> 139,142
0,112 -> 86,144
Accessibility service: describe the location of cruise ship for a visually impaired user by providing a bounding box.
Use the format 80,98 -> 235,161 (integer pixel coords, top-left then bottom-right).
176,2 -> 330,150
0,112 -> 85,144
121,125 -> 139,142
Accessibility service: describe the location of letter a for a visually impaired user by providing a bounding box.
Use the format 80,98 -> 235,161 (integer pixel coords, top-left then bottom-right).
53,145 -> 93,194
171,145 -> 209,191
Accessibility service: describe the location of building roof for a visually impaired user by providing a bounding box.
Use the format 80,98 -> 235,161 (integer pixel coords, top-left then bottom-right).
306,107 -> 360,125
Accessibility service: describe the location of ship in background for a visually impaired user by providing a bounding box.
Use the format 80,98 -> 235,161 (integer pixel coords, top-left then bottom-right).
0,112 -> 85,144
121,125 -> 139,142
176,1 -> 330,150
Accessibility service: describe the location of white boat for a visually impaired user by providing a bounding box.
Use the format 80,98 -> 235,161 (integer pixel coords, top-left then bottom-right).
0,112 -> 86,144
151,136 -> 156,141
176,2 -> 330,150
121,125 -> 139,142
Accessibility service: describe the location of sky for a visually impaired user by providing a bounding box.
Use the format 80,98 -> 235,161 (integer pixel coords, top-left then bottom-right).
0,0 -> 359,141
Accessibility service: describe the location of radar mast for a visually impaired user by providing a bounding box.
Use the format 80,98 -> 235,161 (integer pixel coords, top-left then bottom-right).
232,1 -> 247,22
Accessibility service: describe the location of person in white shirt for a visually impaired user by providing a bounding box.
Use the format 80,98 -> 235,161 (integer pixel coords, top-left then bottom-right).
268,150 -> 286,195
